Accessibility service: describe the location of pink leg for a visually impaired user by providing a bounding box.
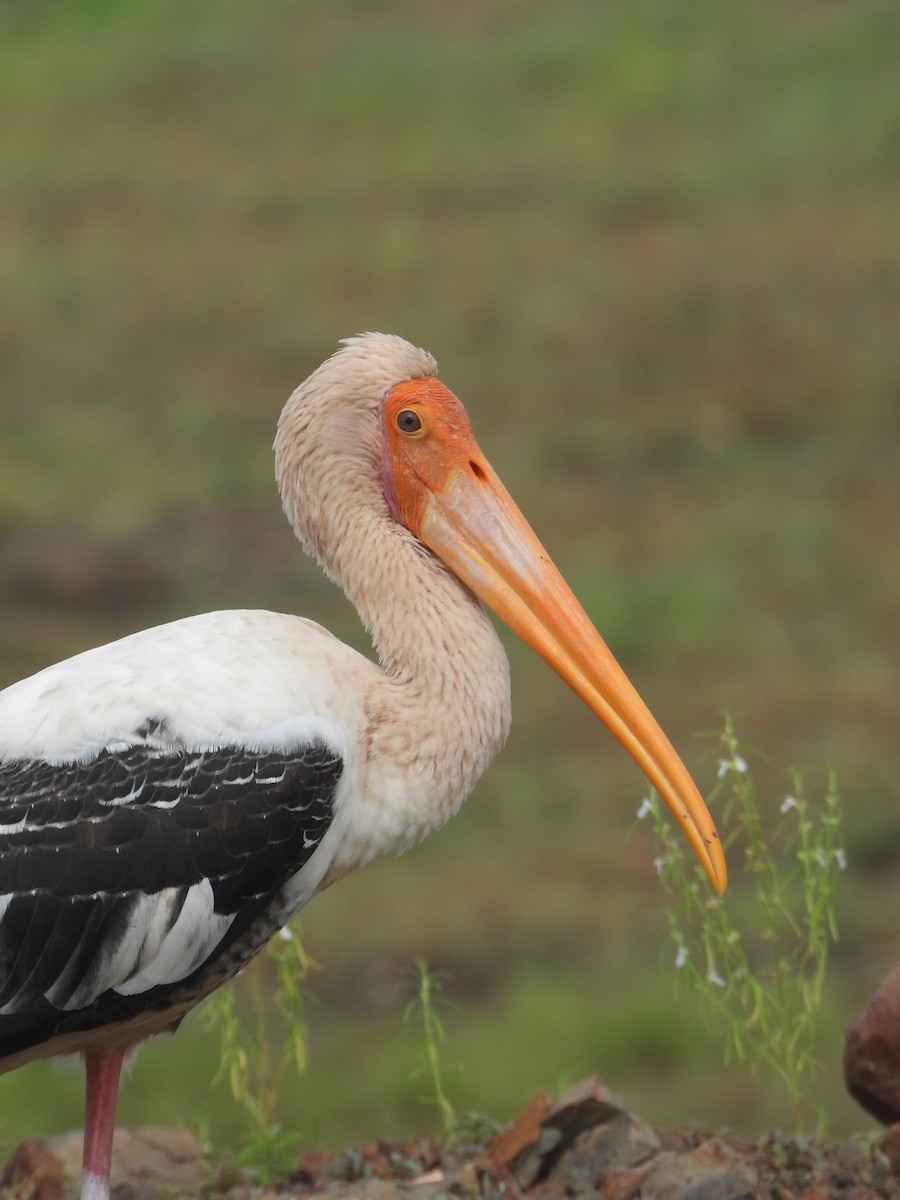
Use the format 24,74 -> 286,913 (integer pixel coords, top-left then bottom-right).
81,1046 -> 127,1200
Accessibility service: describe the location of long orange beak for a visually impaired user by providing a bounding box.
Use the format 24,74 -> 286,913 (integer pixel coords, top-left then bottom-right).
382,378 -> 727,895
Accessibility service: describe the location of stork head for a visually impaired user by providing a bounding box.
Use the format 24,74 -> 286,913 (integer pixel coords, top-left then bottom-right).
278,333 -> 727,895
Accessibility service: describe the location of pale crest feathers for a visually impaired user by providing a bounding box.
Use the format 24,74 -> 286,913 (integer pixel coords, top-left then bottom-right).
274,333 -> 437,589
333,333 -> 438,388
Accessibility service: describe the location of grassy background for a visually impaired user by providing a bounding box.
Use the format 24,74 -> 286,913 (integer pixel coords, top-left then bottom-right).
1,0 -> 899,1153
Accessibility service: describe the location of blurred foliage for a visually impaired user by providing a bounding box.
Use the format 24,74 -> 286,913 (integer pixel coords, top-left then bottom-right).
0,0 -> 898,1155
205,924 -> 314,1133
647,716 -> 845,1132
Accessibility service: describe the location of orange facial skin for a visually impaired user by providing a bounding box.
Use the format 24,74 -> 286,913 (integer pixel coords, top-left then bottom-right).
381,377 -> 726,895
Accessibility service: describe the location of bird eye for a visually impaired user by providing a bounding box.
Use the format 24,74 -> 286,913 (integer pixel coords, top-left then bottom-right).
396,409 -> 422,434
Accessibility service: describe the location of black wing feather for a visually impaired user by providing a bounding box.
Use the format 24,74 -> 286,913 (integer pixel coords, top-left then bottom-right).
0,739 -> 341,1064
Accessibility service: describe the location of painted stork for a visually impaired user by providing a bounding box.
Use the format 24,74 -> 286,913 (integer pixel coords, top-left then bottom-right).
0,333 -> 725,1200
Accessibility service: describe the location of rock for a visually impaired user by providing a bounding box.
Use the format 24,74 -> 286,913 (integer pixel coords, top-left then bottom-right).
18,1077 -> 900,1199
45,1127 -> 207,1197
485,1075 -> 660,1194
480,1075 -> 781,1199
1,1138 -> 67,1200
844,961 -> 900,1124
480,1076 -> 762,1199
633,1139 -> 759,1200
529,1102 -> 661,1200
486,1088 -> 550,1183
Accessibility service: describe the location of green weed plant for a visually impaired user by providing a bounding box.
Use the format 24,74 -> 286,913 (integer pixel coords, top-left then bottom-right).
641,716 -> 845,1132
403,957 -> 458,1135
401,958 -> 500,1143
205,921 -> 314,1181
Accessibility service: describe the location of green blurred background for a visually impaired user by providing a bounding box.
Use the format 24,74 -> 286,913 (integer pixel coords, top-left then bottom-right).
1,0 -> 898,1154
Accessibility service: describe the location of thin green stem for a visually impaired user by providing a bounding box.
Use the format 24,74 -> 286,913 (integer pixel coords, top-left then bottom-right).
204,921 -> 313,1138
644,716 -> 844,1133
404,957 -> 457,1133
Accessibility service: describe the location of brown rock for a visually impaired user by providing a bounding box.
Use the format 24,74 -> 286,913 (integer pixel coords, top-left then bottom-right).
844,961 -> 900,1124
638,1138 -> 759,1200
601,1167 -> 652,1199
1,1139 -> 67,1200
529,1108 -> 661,1200
482,1075 -> 663,1200
296,1147 -> 335,1182
47,1126 -> 207,1194
487,1088 -> 550,1172
491,1075 -> 640,1190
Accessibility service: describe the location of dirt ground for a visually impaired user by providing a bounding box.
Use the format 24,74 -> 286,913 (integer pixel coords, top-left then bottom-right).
5,1077 -> 898,1200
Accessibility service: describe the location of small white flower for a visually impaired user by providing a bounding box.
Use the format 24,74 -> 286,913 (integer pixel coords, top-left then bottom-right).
707,969 -> 726,988
653,856 -> 666,876
815,849 -> 829,869
718,755 -> 748,778
780,794 -> 798,813
835,848 -> 847,870
675,945 -> 689,969
278,926 -> 294,942
636,797 -> 653,820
